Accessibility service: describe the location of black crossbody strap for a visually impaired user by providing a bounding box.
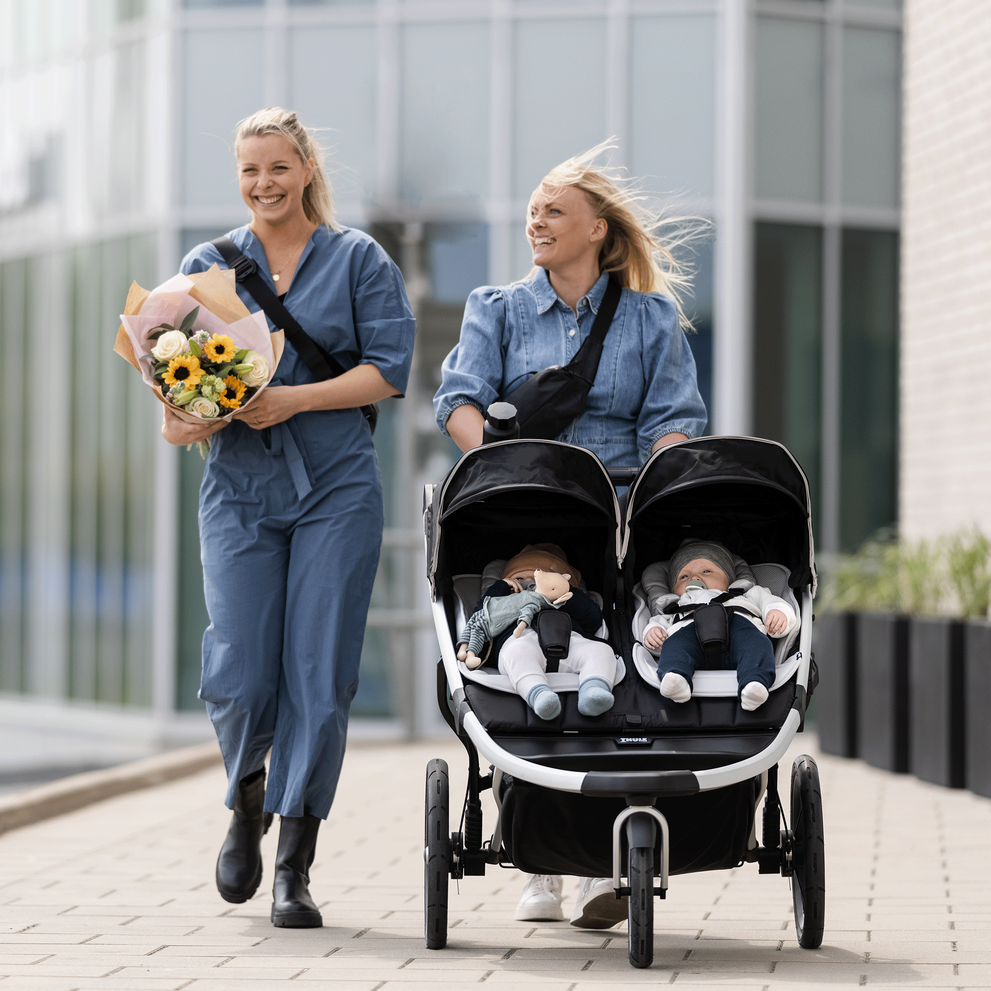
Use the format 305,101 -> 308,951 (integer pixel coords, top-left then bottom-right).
210,236 -> 348,382
565,277 -> 622,382
662,589 -> 737,617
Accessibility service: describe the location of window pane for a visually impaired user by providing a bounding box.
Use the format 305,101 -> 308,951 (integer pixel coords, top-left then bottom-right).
427,223 -> 489,304
289,26 -> 378,206
842,27 -> 901,209
628,15 -> 716,198
401,23 -> 490,205
840,229 -> 898,550
181,28 -> 266,209
513,19 -> 607,199
753,223 -> 822,512
755,17 -> 824,203
183,0 -> 263,8
845,0 -> 901,8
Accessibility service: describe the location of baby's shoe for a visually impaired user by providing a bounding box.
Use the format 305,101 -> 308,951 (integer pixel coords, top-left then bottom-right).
578,678 -> 614,717
740,682 -> 769,711
659,672 -> 692,703
527,684 -> 562,720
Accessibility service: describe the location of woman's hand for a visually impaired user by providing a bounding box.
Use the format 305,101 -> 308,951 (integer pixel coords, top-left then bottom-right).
234,385 -> 305,430
161,406 -> 227,446
765,609 -> 788,636
644,625 -> 668,650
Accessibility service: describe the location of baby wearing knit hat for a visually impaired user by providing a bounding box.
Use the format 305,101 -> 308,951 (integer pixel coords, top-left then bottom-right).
642,539 -> 796,711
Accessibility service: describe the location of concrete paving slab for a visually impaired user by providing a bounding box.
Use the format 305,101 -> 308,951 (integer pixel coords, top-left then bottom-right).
0,734 -> 987,990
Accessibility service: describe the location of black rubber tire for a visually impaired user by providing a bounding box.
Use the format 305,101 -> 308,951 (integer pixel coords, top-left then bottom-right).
424,758 -> 451,950
627,846 -> 654,969
791,754 -> 825,949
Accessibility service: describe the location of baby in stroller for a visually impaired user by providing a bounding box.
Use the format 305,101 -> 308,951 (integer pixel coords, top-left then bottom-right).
459,543 -> 618,720
642,540 -> 796,711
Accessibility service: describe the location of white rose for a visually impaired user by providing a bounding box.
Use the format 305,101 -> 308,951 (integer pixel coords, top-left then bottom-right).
240,350 -> 270,387
151,329 -> 189,361
189,397 -> 220,419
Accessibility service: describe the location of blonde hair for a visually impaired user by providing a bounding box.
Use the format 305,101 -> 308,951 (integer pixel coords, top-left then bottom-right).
234,107 -> 340,232
526,140 -> 706,329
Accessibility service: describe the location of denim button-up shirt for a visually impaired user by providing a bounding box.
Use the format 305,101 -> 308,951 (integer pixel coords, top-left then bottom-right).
433,269 -> 707,467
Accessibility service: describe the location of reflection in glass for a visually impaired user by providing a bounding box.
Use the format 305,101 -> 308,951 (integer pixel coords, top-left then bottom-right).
401,23 -> 490,204
289,26 -> 378,205
753,223 -> 822,513
513,19 -> 607,199
840,229 -> 898,551
181,29 -> 266,209
755,17 -> 824,203
843,28 -> 901,209
628,15 -> 716,198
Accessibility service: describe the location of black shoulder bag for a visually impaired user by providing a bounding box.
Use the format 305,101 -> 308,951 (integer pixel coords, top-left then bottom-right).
210,236 -> 378,433
504,278 -> 621,440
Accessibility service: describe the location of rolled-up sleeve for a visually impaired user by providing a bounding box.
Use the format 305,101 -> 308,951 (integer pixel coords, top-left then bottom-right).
353,241 -> 417,396
433,287 -> 507,435
636,294 -> 707,461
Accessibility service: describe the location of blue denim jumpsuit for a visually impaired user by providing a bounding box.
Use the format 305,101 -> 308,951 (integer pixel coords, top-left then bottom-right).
433,269 -> 706,466
181,225 -> 415,819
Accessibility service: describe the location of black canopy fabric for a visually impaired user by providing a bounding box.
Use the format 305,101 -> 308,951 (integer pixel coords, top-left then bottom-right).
622,437 -> 817,593
425,440 -> 620,600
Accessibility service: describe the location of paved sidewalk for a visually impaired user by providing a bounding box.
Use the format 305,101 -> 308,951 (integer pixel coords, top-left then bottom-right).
0,733 -> 988,990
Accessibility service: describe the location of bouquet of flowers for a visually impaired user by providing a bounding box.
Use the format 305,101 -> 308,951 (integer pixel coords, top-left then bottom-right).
115,265 -> 284,426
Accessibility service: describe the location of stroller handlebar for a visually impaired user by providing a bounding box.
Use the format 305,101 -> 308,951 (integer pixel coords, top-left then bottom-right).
607,466 -> 639,485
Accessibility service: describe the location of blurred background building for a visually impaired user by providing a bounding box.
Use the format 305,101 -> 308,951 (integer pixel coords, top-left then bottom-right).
0,0 -> 902,745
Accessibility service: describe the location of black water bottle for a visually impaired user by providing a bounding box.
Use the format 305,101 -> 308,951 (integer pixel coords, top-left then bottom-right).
482,402 -> 520,444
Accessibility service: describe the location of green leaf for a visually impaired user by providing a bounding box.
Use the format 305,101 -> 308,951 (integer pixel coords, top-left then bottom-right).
178,306 -> 200,338
216,363 -> 234,378
188,339 -> 202,357
235,348 -> 249,361
155,362 -> 170,374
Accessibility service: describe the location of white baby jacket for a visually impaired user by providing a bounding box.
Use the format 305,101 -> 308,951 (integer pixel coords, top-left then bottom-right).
643,584 -> 797,646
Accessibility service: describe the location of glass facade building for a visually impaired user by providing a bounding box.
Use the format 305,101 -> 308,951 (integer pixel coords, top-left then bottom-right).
0,0 -> 901,733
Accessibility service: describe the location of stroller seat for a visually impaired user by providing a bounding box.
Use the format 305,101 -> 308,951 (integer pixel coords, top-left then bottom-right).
452,564 -> 625,694
631,562 -> 802,697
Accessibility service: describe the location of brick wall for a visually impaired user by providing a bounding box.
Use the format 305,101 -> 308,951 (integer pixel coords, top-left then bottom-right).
901,0 -> 991,539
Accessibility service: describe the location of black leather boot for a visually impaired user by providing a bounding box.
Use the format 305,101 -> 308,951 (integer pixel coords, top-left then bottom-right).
215,768 -> 273,903
271,813 -> 323,928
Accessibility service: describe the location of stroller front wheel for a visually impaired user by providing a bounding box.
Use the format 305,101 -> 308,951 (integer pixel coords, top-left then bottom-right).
627,846 -> 654,968
424,758 -> 451,949
790,754 -> 825,949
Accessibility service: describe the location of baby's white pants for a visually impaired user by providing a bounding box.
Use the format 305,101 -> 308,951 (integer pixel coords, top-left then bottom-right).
498,629 -> 617,702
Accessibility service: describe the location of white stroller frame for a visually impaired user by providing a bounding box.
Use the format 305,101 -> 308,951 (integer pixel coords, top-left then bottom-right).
424,436 -> 824,969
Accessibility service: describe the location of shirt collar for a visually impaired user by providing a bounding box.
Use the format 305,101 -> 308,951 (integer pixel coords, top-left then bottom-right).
533,267 -> 611,315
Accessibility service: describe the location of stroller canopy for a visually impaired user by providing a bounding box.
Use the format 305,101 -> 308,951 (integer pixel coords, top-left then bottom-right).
622,436 -> 817,593
425,440 -> 621,600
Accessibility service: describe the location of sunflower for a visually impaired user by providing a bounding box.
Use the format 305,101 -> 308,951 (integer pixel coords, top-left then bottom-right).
163,354 -> 204,389
202,334 -> 237,364
217,374 -> 247,410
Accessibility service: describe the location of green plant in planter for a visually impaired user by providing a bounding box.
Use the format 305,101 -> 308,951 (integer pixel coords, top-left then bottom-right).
819,527 -> 990,619
946,528 -> 991,618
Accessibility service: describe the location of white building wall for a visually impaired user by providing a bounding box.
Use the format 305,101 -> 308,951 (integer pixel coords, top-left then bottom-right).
901,0 -> 991,539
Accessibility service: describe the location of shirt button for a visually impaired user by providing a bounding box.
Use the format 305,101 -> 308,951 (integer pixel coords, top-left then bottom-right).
569,329 -> 576,337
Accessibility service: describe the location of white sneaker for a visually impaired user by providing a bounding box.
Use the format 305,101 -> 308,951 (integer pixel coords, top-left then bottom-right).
569,876 -> 628,929
514,874 -> 564,921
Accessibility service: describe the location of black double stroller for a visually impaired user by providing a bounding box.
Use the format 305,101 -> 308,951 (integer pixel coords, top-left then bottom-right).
422,436 -> 824,968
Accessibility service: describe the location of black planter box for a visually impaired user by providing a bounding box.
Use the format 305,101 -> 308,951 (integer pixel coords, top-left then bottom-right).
964,620 -> 991,798
857,612 -> 909,773
812,612 -> 858,758
909,616 -> 966,789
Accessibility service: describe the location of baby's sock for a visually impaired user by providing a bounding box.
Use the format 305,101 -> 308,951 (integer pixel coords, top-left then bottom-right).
527,684 -> 562,720
659,671 -> 692,703
578,677 -> 614,717
740,682 -> 769,711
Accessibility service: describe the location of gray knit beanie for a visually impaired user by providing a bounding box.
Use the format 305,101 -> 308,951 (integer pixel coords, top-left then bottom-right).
668,540 -> 738,586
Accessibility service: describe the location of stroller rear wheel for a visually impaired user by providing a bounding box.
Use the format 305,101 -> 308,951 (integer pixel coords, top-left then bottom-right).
424,758 -> 451,949
790,754 -> 825,949
627,846 -> 654,968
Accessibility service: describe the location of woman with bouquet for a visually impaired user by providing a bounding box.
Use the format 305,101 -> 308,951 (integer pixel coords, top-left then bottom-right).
163,108 -> 415,928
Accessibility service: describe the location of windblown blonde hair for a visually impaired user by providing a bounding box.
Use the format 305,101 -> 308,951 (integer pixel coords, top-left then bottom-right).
234,107 -> 340,232
526,140 -> 706,329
